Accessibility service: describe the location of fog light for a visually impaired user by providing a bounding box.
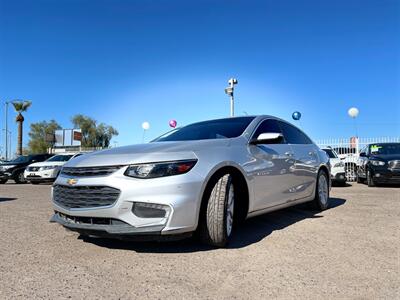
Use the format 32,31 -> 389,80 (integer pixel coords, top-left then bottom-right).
132,202 -> 171,218
375,173 -> 381,177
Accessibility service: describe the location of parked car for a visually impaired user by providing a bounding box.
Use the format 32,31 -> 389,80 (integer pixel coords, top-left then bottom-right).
0,154 -> 53,184
333,146 -> 358,181
24,153 -> 83,184
51,116 -> 331,247
322,148 -> 346,186
357,142 -> 400,186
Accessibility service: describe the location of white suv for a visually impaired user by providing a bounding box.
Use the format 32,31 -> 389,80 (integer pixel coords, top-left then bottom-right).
322,148 -> 346,186
25,153 -> 82,184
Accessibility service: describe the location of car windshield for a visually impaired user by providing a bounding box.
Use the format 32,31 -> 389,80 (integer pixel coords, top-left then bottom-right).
323,149 -> 337,158
46,155 -> 74,162
10,156 -> 31,163
153,117 -> 256,142
369,143 -> 400,155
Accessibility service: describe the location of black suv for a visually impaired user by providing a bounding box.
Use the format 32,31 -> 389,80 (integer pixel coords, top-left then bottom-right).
0,154 -> 53,184
357,143 -> 400,186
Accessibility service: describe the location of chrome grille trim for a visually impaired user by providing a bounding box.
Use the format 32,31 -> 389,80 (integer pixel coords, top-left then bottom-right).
60,165 -> 124,177
53,185 -> 121,209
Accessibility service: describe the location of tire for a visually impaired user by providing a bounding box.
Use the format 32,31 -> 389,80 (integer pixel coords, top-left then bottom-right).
0,179 -> 7,184
199,174 -> 235,247
356,174 -> 363,183
310,170 -> 330,211
14,172 -> 27,184
367,170 -> 375,187
30,181 -> 40,185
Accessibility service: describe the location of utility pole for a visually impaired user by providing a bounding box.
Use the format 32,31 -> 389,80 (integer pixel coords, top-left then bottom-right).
225,78 -> 238,117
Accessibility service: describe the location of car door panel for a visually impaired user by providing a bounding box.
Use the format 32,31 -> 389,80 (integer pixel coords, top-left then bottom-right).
246,144 -> 296,211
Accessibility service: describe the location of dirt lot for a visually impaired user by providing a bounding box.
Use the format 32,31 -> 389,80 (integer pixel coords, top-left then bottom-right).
0,182 -> 399,299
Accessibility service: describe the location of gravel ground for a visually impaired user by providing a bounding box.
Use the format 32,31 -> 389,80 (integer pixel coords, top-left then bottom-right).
0,182 -> 399,299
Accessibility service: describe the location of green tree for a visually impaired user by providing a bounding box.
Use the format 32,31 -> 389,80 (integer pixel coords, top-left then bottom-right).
11,100 -> 32,155
71,114 -> 118,148
28,120 -> 61,153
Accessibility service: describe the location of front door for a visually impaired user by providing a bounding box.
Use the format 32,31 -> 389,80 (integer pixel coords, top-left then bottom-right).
246,119 -> 296,212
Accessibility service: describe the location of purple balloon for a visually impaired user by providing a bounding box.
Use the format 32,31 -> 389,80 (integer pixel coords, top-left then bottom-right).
169,119 -> 177,128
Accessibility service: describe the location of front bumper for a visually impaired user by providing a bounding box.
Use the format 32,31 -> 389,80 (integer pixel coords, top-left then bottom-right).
371,168 -> 400,184
51,166 -> 205,237
24,169 -> 59,182
0,172 -> 10,180
331,172 -> 346,183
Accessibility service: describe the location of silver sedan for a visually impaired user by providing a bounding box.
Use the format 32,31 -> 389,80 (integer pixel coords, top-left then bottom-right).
51,116 -> 330,247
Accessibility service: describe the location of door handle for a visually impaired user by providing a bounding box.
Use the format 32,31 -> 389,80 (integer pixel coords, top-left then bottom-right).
308,151 -> 316,156
285,151 -> 294,157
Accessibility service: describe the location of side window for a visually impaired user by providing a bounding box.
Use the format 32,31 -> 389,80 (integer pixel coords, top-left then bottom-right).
278,121 -> 312,144
252,119 -> 284,143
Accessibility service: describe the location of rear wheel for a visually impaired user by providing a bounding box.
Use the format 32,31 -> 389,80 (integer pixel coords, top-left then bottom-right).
199,174 -> 234,247
310,170 -> 330,211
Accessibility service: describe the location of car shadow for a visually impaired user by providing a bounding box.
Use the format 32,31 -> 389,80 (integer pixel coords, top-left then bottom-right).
80,197 -> 346,253
0,197 -> 17,202
332,183 -> 352,188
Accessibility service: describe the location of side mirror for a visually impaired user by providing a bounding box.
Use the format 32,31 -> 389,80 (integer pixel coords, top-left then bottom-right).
359,152 -> 367,157
250,132 -> 283,145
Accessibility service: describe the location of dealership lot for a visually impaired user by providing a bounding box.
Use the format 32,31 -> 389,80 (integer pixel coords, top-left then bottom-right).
0,183 -> 398,299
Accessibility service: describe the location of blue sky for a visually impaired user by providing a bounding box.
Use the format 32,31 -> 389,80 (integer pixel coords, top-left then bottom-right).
0,0 -> 399,153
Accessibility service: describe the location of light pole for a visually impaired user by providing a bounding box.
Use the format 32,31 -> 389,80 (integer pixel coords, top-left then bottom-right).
225,78 -> 238,117
3,101 -> 9,160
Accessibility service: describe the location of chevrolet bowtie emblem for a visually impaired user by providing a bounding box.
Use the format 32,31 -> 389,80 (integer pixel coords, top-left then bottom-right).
67,178 -> 78,185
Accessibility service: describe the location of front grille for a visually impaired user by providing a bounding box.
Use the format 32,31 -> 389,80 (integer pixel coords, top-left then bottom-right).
389,160 -> 400,170
53,184 -> 120,209
55,211 -> 127,225
27,166 -> 40,172
60,165 -> 124,177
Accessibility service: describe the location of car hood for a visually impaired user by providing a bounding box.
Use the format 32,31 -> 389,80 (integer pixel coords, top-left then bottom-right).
64,139 -> 231,167
370,154 -> 400,161
329,158 -> 341,164
0,161 -> 26,166
28,161 -> 66,167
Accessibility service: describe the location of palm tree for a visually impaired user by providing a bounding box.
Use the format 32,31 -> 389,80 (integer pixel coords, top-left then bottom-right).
12,100 -> 32,156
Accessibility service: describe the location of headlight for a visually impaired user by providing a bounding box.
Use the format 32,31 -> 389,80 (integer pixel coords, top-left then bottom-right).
334,161 -> 344,168
40,165 -> 58,171
124,159 -> 197,179
370,160 -> 385,166
1,165 -> 16,170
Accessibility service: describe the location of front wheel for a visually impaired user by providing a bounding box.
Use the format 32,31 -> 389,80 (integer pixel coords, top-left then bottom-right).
310,170 -> 330,211
367,170 -> 375,187
199,174 -> 234,248
14,172 -> 27,184
0,179 -> 7,184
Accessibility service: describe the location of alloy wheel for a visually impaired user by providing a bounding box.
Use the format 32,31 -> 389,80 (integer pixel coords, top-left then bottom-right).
226,184 -> 234,237
318,174 -> 328,205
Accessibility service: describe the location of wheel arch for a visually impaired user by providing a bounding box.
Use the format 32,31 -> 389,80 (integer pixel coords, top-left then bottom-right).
318,164 -> 331,189
198,164 -> 250,228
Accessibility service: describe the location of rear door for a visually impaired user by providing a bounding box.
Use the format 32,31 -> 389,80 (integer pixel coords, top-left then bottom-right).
247,118 -> 296,211
278,121 -> 319,200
